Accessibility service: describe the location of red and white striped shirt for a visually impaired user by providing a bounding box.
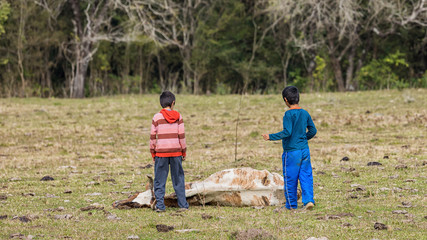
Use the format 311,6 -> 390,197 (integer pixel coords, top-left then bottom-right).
150,109 -> 186,158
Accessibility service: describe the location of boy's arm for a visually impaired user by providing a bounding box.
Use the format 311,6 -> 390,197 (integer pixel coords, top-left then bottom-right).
268,114 -> 292,141
149,118 -> 157,160
306,114 -> 317,140
178,115 -> 187,159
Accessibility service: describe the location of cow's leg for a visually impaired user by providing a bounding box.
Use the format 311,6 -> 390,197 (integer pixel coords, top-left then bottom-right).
146,175 -> 156,208
154,157 -> 170,210
299,148 -> 315,206
170,156 -> 189,209
282,150 -> 302,209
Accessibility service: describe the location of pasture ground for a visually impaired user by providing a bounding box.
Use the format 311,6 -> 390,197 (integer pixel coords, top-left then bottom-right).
0,89 -> 426,239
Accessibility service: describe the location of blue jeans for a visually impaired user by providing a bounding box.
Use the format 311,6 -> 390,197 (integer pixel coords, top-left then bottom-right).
282,148 -> 314,209
154,156 -> 189,210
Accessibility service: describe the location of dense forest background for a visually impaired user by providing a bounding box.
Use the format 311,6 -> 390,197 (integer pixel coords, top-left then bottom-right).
0,0 -> 426,98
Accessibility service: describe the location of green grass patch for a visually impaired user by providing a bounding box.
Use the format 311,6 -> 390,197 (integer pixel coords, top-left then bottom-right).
0,90 -> 426,239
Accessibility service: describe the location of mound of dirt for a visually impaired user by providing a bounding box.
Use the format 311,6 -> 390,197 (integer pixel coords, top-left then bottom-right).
367,162 -> 382,166
41,176 -> 54,181
231,229 -> 276,240
156,224 -> 174,232
374,222 -> 388,230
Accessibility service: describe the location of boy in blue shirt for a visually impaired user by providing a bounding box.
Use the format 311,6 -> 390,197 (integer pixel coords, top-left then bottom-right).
262,86 -> 317,210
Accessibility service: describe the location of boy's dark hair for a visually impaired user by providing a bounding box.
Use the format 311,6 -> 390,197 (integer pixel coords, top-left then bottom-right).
282,86 -> 299,105
160,91 -> 175,108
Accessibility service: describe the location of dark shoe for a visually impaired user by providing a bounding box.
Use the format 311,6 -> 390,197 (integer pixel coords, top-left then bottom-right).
153,206 -> 165,212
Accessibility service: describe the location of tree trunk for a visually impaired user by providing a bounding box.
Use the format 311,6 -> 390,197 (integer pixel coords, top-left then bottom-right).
123,42 -> 131,94
281,53 -> 291,88
17,0 -> 26,97
193,72 -> 199,94
170,71 -> 179,93
182,47 -> 192,93
307,55 -> 316,92
44,49 -> 52,97
71,43 -> 90,98
72,62 -> 88,98
156,52 -> 165,91
345,45 -> 357,90
330,54 -> 345,92
139,47 -> 144,94
70,0 -> 85,98
328,32 -> 345,92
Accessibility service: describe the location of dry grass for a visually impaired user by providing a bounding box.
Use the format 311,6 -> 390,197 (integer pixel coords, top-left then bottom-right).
0,89 -> 426,239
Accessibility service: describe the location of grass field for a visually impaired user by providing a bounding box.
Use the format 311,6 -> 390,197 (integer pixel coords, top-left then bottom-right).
0,89 -> 426,239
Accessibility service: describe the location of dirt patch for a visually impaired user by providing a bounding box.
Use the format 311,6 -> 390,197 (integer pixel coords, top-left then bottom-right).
44,207 -> 65,212
0,195 -> 7,200
230,229 -> 276,240
317,213 -> 355,220
341,167 -> 356,172
0,215 -> 7,220
170,213 -> 183,217
156,224 -> 174,232
80,204 -> 104,211
40,176 -> 54,181
22,192 -> 35,196
139,163 -> 153,169
392,210 -> 408,214
367,162 -> 382,166
201,213 -> 213,219
395,164 -> 408,169
16,216 -> 32,223
103,178 -> 116,183
10,233 -> 25,239
374,222 -> 388,230
53,214 -> 73,220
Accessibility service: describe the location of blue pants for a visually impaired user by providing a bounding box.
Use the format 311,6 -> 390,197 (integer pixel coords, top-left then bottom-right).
154,156 -> 189,210
282,148 -> 314,209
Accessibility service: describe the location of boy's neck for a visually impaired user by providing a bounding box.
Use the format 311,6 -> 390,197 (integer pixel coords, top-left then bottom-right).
288,104 -> 300,109
164,106 -> 173,110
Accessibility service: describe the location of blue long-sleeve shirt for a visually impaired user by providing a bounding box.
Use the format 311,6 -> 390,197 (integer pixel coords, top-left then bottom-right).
269,108 -> 317,152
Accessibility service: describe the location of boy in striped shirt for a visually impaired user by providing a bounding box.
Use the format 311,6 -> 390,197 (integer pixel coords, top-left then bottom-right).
150,91 -> 189,212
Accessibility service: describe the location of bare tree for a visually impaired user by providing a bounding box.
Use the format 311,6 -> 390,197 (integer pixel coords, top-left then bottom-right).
267,0 -> 363,91
396,0 -> 427,27
35,0 -> 137,98
122,0 -> 210,94
268,0 -> 427,91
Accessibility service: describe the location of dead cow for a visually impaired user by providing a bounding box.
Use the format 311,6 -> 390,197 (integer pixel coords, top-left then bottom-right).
113,167 -> 301,209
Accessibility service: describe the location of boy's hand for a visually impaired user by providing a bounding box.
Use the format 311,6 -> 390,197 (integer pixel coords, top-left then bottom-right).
262,134 -> 270,141
152,157 -> 155,162
182,156 -> 186,161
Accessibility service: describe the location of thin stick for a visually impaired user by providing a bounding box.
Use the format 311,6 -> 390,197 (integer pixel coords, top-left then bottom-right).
234,92 -> 244,162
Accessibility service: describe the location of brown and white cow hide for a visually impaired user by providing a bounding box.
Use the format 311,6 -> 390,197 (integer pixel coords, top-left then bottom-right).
113,167 -> 300,209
